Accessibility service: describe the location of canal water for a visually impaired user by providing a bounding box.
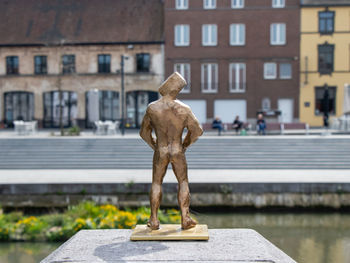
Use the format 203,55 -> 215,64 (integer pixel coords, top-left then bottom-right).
0,212 -> 349,263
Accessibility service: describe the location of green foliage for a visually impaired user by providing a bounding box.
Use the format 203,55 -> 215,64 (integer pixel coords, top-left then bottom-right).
0,202 -> 181,242
65,125 -> 80,136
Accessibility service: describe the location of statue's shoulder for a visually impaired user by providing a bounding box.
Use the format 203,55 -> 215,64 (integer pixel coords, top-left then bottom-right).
174,99 -> 190,110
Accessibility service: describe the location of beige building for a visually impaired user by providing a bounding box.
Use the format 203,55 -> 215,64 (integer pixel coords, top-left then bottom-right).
0,0 -> 164,128
300,0 -> 350,127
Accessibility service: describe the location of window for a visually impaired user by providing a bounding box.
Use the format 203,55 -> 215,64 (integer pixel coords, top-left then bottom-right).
270,23 -> 286,45
230,24 -> 245,46
174,63 -> 191,93
232,0 -> 244,8
175,25 -> 190,46
262,98 -> 271,111
229,63 -> 246,92
204,0 -> 216,9
6,56 -> 19,75
201,63 -> 218,93
279,63 -> 292,79
318,44 -> 334,74
62,55 -> 75,74
319,11 -> 334,34
264,63 -> 277,79
202,24 -> 217,46
315,86 -> 336,115
98,54 -> 111,73
272,0 -> 285,8
34,56 -> 47,74
176,0 -> 188,9
136,53 -> 150,72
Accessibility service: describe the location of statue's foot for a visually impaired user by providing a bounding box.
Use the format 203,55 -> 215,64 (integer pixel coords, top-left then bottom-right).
181,216 -> 197,230
147,218 -> 160,230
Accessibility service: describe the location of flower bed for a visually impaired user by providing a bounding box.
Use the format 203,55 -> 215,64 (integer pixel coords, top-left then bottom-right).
0,202 -> 181,242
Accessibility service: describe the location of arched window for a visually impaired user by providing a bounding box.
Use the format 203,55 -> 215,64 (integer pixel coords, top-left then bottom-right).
126,91 -> 158,128
43,91 -> 77,128
86,90 -> 120,127
4,92 -> 34,127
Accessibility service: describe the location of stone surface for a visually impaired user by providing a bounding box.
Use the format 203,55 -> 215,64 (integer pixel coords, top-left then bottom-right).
130,224 -> 209,241
41,229 -> 296,263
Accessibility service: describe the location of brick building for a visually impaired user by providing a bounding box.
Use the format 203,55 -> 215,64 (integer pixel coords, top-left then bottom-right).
165,0 -> 300,124
0,0 -> 164,128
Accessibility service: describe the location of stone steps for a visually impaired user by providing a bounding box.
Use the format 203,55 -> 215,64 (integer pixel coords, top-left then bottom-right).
0,138 -> 349,169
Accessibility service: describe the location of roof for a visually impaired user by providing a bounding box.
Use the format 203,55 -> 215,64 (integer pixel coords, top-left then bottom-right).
301,0 -> 350,6
0,0 -> 164,46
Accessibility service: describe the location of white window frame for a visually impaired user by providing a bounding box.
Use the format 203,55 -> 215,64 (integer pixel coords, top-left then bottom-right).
174,63 -> 191,93
204,0 -> 216,9
264,63 -> 277,79
201,63 -> 218,93
270,23 -> 286,45
176,0 -> 188,10
272,0 -> 285,8
279,63 -> 292,79
202,24 -> 217,46
174,25 -> 190,46
231,0 -> 244,9
229,63 -> 246,93
230,24 -> 245,46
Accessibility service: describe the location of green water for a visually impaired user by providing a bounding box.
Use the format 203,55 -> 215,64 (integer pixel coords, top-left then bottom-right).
0,213 -> 349,263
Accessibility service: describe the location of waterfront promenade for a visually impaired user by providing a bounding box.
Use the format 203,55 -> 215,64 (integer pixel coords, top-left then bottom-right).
1,131 -> 350,209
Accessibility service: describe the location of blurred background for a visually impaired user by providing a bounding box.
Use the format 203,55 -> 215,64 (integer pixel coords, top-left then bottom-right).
0,0 -> 350,262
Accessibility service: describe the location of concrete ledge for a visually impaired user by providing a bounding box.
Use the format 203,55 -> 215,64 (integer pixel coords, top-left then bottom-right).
2,182 -> 350,209
41,229 -> 296,263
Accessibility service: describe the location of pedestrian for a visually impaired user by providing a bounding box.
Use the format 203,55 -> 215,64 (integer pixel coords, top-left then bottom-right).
257,113 -> 266,135
212,116 -> 223,136
232,115 -> 243,134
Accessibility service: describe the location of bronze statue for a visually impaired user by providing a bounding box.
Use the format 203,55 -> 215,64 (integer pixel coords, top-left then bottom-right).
140,72 -> 203,230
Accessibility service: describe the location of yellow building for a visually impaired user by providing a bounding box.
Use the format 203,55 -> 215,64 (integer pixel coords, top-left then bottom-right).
300,0 -> 350,127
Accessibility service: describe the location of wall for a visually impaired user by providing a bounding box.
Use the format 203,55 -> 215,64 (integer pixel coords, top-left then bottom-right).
0,44 -> 164,126
164,0 -> 300,123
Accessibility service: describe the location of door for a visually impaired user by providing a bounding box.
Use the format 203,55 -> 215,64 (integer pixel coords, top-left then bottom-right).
181,100 -> 207,124
214,100 -> 247,123
278,99 -> 293,123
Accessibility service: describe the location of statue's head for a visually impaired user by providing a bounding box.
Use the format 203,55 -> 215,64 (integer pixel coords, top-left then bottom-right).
159,72 -> 187,98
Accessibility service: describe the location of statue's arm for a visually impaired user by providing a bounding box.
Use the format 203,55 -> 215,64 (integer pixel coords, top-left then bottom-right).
139,109 -> 156,151
183,109 -> 203,151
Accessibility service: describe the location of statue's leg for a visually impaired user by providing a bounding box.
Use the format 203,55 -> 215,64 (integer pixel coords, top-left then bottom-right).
148,150 -> 169,230
171,153 -> 197,230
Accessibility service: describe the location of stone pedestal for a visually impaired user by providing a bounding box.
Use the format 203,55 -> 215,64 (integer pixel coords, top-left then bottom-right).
41,229 -> 296,263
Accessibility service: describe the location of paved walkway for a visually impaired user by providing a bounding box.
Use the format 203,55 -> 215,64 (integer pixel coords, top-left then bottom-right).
2,169 -> 350,184
0,129 -> 349,139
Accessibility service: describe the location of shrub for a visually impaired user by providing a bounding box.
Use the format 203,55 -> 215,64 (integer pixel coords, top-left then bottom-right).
0,202 -> 182,242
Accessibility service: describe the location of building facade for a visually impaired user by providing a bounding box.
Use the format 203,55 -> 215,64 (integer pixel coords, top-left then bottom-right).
164,0 -> 300,124
300,0 -> 350,127
0,0 -> 164,128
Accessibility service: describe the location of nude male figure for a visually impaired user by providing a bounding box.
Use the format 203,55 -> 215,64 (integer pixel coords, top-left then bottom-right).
139,72 -> 203,230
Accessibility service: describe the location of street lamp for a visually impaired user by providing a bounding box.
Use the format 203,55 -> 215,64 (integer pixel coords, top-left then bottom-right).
120,55 -> 129,136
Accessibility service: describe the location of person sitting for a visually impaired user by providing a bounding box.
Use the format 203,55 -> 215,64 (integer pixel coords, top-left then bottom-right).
212,117 -> 223,136
257,113 -> 266,135
232,115 -> 243,134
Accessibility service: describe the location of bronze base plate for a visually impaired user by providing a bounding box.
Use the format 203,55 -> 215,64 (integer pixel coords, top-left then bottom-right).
130,224 -> 209,241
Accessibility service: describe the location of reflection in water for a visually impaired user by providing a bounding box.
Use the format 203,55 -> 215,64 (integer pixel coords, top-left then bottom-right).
0,213 -> 349,263
195,213 -> 350,263
0,242 -> 60,263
